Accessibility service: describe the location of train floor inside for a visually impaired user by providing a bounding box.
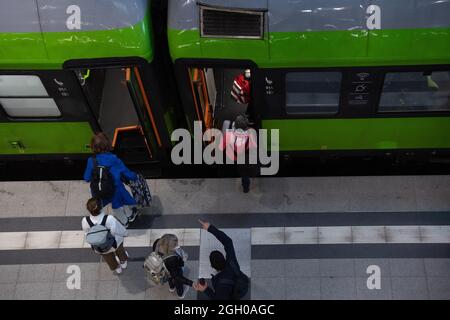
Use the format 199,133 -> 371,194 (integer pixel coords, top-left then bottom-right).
212,68 -> 248,130
97,68 -> 140,142
1,175 -> 449,300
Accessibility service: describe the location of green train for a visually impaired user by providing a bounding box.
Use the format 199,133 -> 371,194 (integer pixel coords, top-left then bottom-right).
1,0 -> 450,178
169,0 -> 450,158
0,0 -> 182,176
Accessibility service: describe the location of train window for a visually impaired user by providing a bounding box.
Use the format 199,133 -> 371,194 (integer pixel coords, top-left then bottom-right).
0,75 -> 49,97
0,75 -> 61,118
285,72 -> 341,114
0,98 -> 61,117
379,71 -> 450,112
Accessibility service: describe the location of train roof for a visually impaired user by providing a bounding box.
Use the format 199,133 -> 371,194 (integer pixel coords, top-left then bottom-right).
0,0 -> 153,70
168,0 -> 450,68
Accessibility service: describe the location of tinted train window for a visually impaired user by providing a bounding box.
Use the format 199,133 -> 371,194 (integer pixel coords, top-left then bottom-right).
0,75 -> 61,118
0,98 -> 61,117
379,71 -> 450,112
285,72 -> 341,115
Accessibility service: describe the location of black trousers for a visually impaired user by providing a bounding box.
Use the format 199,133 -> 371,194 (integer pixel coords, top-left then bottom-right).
241,176 -> 250,190
168,277 -> 184,296
245,101 -> 254,121
239,164 -> 257,191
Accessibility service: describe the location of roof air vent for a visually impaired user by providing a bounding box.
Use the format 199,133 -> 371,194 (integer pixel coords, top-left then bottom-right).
200,6 -> 264,39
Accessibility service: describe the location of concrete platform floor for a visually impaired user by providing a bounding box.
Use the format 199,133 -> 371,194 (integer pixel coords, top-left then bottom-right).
0,175 -> 449,218
1,258 -> 449,300
0,176 -> 449,300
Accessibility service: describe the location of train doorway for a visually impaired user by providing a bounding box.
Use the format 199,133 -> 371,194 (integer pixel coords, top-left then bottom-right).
186,67 -> 253,132
76,66 -> 162,167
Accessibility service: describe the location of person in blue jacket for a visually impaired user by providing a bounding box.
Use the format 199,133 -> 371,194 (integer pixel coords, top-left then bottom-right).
84,132 -> 138,226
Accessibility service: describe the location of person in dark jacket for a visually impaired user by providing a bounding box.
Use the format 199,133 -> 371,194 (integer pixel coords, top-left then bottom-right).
84,133 -> 138,226
193,220 -> 240,299
153,234 -> 193,299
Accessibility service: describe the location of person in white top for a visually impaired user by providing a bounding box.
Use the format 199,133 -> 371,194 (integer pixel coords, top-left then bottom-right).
82,198 -> 129,274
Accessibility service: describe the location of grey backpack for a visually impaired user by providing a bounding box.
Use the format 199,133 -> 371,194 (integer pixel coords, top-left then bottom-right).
85,216 -> 116,253
143,247 -> 188,285
143,252 -> 175,285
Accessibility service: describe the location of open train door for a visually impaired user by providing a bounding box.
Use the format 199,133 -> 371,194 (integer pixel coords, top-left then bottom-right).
118,67 -> 164,170
185,67 -> 255,134
73,65 -> 164,176
188,68 -> 215,131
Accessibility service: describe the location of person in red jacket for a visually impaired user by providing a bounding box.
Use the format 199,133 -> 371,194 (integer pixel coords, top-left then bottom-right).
231,69 -> 253,118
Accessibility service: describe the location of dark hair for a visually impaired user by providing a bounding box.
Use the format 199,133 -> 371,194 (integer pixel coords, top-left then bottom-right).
234,115 -> 249,130
86,198 -> 101,216
209,250 -> 226,271
90,132 -> 112,154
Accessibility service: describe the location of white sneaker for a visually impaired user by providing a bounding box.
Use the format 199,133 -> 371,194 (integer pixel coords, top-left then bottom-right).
168,286 -> 176,293
115,255 -> 128,269
128,207 -> 139,223
177,286 -> 190,299
114,266 -> 123,275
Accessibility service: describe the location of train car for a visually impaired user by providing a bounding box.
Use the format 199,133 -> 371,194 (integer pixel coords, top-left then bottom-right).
2,0 -> 449,180
168,0 -> 450,163
0,0 -> 181,178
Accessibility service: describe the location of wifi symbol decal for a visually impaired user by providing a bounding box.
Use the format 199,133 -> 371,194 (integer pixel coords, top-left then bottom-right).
357,73 -> 370,81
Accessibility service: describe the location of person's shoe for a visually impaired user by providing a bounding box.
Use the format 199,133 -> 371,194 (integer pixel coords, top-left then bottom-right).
177,286 -> 190,299
243,186 -> 250,193
128,207 -> 139,223
169,285 -> 176,293
115,254 -> 128,269
114,266 -> 123,275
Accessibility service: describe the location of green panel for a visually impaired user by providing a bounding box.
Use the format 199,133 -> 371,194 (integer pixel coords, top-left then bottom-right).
168,28 -> 269,62
262,117 -> 450,151
367,29 -> 450,63
168,29 -> 202,60
269,30 -> 369,66
0,33 -> 48,67
0,122 -> 93,155
201,37 -> 269,62
168,28 -> 450,67
0,19 -> 153,70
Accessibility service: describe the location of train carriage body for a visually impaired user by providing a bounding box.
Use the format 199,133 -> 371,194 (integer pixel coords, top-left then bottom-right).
168,0 -> 450,160
1,0 -> 450,179
0,0 -> 179,177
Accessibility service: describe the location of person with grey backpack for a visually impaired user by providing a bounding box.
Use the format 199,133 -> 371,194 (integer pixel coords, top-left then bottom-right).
82,198 -> 129,274
143,234 -> 193,299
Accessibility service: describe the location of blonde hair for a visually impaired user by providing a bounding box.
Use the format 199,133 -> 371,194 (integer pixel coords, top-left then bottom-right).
156,234 -> 179,256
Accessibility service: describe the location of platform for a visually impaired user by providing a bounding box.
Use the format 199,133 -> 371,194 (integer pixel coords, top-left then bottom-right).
0,176 -> 449,300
